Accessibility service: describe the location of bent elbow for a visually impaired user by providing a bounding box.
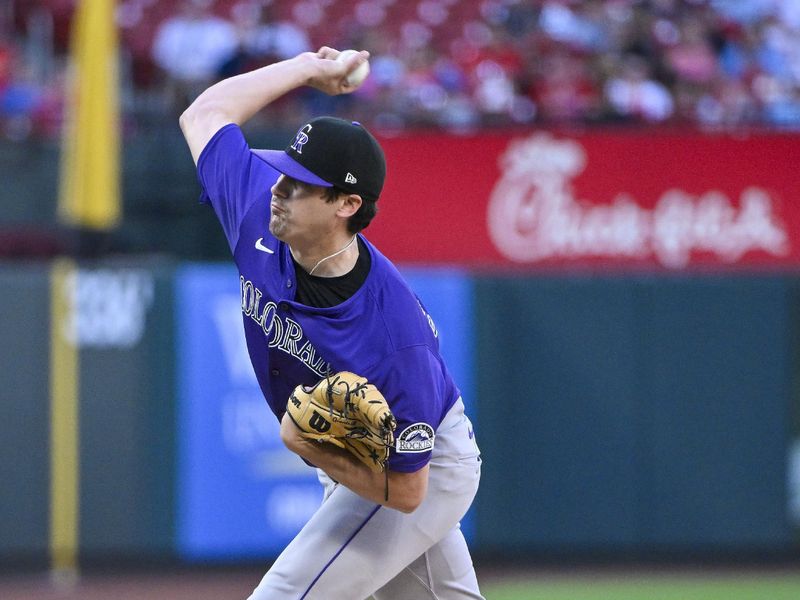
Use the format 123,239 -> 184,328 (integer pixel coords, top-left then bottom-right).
395,501 -> 421,514
386,465 -> 429,513
178,109 -> 189,132
389,488 -> 426,514
178,104 -> 198,133
178,98 -> 219,133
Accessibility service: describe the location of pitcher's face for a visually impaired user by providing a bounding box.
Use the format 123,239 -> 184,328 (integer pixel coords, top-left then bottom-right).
269,175 -> 340,242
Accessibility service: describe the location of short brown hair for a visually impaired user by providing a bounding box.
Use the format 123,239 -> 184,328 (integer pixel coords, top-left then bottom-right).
323,187 -> 379,233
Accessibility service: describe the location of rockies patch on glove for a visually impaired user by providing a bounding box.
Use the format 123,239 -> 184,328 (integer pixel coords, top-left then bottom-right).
286,371 -> 397,473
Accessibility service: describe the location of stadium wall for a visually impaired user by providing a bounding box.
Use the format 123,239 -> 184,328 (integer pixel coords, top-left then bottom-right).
1,262 -> 799,566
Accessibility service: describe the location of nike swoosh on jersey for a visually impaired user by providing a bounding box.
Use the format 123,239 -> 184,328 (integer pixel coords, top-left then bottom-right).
255,238 -> 275,254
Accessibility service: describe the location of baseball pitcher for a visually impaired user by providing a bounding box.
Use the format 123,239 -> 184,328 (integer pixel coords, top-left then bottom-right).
180,46 -> 483,600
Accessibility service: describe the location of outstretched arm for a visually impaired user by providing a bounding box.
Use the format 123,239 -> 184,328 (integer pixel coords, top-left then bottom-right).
280,412 -> 429,513
179,47 -> 369,164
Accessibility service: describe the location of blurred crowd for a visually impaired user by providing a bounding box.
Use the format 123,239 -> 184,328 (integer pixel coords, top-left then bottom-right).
2,0 -> 800,140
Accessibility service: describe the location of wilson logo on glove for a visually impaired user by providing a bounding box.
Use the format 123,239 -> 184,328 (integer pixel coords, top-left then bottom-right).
308,411 -> 332,433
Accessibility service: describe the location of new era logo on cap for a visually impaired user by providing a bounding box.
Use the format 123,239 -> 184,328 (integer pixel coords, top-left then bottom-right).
251,117 -> 386,201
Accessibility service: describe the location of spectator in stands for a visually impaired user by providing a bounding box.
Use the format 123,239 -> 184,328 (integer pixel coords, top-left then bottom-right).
238,1 -> 311,62
152,0 -> 238,113
604,53 -> 675,122
531,49 -> 601,122
664,17 -> 719,85
224,0 -> 312,76
0,41 -> 12,89
0,42 -> 44,140
538,0 -> 607,53
206,1 -> 315,126
695,76 -> 758,129
399,45 -> 448,127
753,72 -> 800,128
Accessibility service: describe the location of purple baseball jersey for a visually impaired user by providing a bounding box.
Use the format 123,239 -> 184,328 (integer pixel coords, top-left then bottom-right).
197,124 -> 460,472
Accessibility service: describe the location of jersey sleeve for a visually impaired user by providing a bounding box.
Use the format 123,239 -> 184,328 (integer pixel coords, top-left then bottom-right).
374,345 -> 448,473
196,123 -> 280,252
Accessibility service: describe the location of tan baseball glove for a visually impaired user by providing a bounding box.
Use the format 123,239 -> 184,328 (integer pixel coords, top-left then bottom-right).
286,371 -> 397,474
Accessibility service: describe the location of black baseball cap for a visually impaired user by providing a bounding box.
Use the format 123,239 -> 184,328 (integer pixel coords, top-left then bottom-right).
252,117 -> 386,202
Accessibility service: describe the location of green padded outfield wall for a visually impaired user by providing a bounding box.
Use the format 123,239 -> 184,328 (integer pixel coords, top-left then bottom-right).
0,261 -> 177,565
474,275 -> 795,553
75,260 -> 177,560
0,264 -> 51,563
2,265 -> 799,564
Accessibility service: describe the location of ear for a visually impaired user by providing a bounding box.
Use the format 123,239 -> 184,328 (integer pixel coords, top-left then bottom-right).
336,194 -> 362,219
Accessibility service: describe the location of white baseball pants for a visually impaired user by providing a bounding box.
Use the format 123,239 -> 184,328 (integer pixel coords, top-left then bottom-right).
248,398 -> 484,600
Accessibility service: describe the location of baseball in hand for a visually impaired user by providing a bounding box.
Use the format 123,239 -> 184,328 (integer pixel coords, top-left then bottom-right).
337,49 -> 370,87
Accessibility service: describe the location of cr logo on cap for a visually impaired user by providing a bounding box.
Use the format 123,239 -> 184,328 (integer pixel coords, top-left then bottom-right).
291,124 -> 312,154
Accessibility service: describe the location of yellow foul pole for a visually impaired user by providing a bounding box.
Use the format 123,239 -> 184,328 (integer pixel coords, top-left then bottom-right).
50,259 -> 80,575
52,0 -> 121,575
58,0 -> 121,229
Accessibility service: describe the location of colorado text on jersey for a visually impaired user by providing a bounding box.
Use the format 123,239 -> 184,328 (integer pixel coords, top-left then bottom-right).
240,276 -> 331,377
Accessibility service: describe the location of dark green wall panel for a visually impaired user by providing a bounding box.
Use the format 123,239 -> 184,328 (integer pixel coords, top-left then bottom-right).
77,262 -> 177,558
0,264 -> 796,564
638,278 -> 791,547
475,278 -> 642,549
0,264 -> 51,560
474,275 -> 794,553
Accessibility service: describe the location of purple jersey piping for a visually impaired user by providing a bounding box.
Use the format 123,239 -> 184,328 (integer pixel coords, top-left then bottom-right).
298,504 -> 382,599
